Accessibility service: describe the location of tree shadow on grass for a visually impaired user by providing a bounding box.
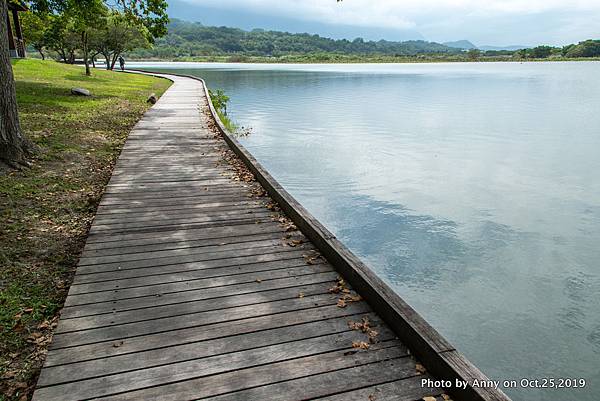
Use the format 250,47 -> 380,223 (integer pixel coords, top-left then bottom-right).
62,72 -> 115,84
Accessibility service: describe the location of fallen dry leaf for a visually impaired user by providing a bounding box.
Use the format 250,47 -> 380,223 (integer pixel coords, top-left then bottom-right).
422,397 -> 437,401
38,321 -> 50,330
303,253 -> 320,265
329,277 -> 347,294
352,341 -> 370,350
415,363 -> 427,374
286,239 -> 303,247
337,293 -> 362,308
348,316 -> 379,343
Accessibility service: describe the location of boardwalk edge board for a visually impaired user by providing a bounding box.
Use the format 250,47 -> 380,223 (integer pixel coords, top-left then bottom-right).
126,69 -> 511,401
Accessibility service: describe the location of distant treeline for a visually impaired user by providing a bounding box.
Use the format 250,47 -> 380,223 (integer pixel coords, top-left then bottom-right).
127,19 -> 463,59
125,19 -> 600,61
516,41 -> 600,59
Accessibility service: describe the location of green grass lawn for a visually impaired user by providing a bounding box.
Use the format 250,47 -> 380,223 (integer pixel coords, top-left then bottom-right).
0,59 -> 171,400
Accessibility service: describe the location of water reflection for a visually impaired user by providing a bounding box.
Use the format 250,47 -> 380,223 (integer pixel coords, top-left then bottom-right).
133,62 -> 600,401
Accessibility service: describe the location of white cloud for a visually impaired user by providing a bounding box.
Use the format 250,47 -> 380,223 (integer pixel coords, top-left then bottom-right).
181,0 -> 600,45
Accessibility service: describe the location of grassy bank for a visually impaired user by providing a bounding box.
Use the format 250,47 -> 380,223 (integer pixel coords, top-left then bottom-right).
0,59 -> 170,400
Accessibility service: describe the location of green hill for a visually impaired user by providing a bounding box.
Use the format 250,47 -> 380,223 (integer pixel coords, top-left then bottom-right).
127,19 -> 462,59
443,40 -> 477,50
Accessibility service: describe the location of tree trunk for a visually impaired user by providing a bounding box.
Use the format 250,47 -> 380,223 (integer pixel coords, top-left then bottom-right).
0,0 -> 31,167
110,52 -> 119,70
38,49 -> 45,60
102,52 -> 111,70
82,31 -> 90,76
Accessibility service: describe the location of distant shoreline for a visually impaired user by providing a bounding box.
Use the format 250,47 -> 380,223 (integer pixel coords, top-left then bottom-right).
125,56 -> 600,64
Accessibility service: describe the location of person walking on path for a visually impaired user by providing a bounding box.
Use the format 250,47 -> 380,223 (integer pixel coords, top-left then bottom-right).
119,56 -> 125,71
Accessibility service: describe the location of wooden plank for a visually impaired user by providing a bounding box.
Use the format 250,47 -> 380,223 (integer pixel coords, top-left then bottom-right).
314,375 -> 443,401
203,356 -> 418,401
47,302 -> 372,366
62,269 -> 337,317
77,236 -> 288,266
98,193 -> 257,207
90,208 -> 270,227
39,313 -> 389,386
80,230 -> 287,258
94,200 -> 261,216
64,269 -> 336,307
73,256 -> 321,291
66,263 -> 331,297
99,186 -> 248,200
75,244 -> 314,274
74,251 -> 314,284
85,221 -> 282,244
52,293 -> 355,348
88,216 -> 274,236
93,346 -> 408,401
60,280 -> 335,330
36,334 -> 400,401
104,180 -> 237,192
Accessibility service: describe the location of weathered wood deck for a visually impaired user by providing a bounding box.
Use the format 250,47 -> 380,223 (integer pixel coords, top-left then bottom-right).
32,73 -> 510,401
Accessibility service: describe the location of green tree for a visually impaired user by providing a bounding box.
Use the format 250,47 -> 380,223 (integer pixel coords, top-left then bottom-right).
65,0 -> 108,76
565,40 -> 600,58
530,45 -> 554,59
0,0 -> 169,167
90,12 -> 150,70
467,48 -> 481,61
21,10 -> 50,59
45,13 -> 79,63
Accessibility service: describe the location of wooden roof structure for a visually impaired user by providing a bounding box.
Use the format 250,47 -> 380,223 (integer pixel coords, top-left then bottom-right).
7,0 -> 28,58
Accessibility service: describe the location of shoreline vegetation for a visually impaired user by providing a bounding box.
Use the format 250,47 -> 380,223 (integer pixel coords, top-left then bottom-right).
208,88 -> 252,138
0,59 -> 170,401
127,54 -> 600,64
26,16 -> 600,66
120,18 -> 600,64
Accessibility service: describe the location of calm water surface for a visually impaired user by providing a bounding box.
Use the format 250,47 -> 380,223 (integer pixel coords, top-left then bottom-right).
132,62 -> 600,401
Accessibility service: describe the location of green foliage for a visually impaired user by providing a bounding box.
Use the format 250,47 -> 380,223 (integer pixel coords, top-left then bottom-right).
208,88 -> 229,115
564,40 -> 600,58
467,48 -> 481,61
124,19 -> 600,62
116,0 -> 169,42
128,18 -> 463,59
21,0 -> 168,74
20,11 -> 49,58
44,13 -> 80,63
90,12 -> 151,69
206,88 -> 250,135
516,41 -> 600,59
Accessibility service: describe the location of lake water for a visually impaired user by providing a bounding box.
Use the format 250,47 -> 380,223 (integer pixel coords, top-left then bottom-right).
130,61 -> 600,401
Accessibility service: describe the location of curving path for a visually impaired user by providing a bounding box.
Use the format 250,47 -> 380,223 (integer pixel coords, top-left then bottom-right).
32,73 -> 508,401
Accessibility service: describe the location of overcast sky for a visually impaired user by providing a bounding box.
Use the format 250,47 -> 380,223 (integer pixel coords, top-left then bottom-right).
170,0 -> 600,46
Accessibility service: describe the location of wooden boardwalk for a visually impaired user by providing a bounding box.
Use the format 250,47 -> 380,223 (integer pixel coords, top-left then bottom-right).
32,74 -> 509,401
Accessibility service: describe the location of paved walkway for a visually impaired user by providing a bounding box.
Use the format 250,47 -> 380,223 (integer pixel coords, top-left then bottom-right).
32,74 -> 445,401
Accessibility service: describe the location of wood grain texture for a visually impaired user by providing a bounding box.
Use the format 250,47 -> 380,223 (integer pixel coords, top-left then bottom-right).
32,72 -> 509,401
